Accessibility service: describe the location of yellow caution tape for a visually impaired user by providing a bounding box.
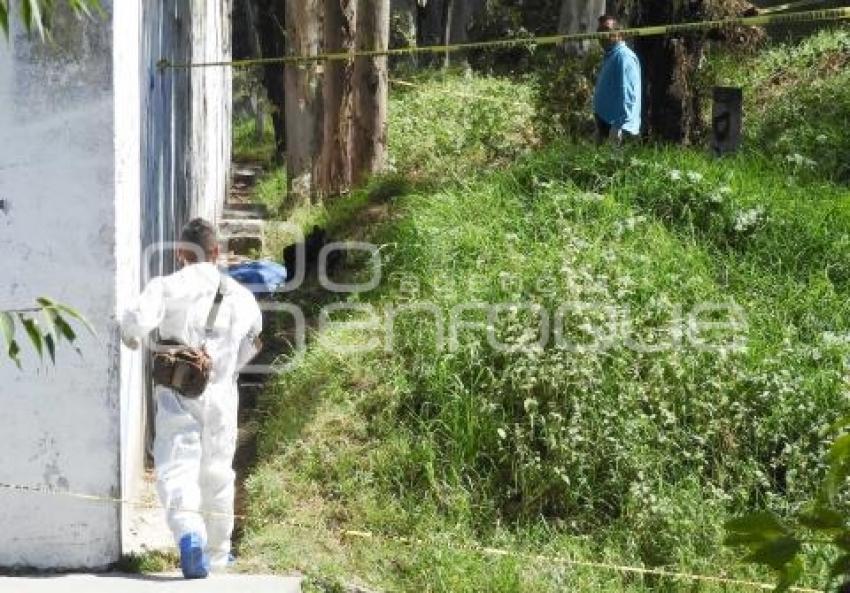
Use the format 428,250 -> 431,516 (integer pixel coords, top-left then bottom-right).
0,480 -> 823,591
760,0 -> 831,15
0,480 -> 246,520
340,529 -> 821,592
160,6 -> 850,70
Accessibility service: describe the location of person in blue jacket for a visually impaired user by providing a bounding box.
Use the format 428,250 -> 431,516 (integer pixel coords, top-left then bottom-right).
593,15 -> 642,145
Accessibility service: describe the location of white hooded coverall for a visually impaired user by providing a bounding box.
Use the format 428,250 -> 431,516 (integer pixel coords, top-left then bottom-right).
121,262 -> 262,568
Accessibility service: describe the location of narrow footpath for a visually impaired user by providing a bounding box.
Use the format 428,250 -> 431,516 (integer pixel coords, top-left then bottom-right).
0,163 -> 300,593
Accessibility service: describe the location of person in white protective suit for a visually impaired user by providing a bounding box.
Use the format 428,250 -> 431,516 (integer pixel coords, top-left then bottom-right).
120,218 -> 262,578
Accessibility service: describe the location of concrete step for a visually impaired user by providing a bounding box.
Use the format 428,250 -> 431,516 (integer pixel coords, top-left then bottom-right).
0,573 -> 301,593
219,219 -> 265,256
233,167 -> 262,182
223,203 -> 269,221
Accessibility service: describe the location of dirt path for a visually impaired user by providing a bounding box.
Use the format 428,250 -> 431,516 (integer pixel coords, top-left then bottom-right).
225,159 -> 292,550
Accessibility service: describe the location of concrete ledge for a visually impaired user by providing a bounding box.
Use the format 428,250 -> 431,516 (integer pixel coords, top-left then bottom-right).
222,204 -> 269,220
219,219 -> 265,255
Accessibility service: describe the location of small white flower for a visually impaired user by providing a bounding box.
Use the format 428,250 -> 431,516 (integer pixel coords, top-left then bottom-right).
686,171 -> 704,183
786,153 -> 817,168
711,185 -> 733,203
669,169 -> 682,181
816,134 -> 829,144
734,206 -> 766,232
580,192 -> 604,202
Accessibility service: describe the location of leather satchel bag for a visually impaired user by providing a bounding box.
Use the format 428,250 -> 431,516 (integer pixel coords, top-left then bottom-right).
152,275 -> 225,399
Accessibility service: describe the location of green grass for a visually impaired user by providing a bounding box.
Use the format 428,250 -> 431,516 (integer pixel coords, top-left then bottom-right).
710,26 -> 850,182
238,30 -> 850,592
253,167 -> 287,212
115,551 -> 178,574
233,117 -> 277,164
388,70 -> 538,182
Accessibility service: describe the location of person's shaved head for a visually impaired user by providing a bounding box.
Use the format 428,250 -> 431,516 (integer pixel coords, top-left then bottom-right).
179,218 -> 219,264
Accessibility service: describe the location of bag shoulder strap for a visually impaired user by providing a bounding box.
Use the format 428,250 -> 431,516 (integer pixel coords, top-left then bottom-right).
205,274 -> 226,336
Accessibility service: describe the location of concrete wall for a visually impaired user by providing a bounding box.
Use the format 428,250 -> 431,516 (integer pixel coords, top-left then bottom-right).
0,1 -> 124,569
0,0 -> 231,570
116,0 -> 146,560
141,0 -> 232,280
191,0 -> 233,225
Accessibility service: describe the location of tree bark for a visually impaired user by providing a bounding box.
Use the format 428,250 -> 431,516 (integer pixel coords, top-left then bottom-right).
558,0 -> 606,56
352,0 -> 390,186
632,0 -> 707,143
317,0 -> 358,198
285,0 -> 323,204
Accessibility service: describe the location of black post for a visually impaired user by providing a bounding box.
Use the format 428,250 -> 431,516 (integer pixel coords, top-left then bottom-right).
712,87 -> 743,156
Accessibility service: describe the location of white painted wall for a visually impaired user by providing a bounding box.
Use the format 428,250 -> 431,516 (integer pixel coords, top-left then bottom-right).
191,0 -> 233,223
114,0 -> 146,558
0,1 -> 125,569
0,0 -> 231,570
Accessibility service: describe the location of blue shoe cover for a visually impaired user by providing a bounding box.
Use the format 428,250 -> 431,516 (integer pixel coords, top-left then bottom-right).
179,533 -> 210,579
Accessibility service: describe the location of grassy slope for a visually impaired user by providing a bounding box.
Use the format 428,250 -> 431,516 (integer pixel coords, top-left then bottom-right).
711,27 -> 850,181
239,32 -> 850,592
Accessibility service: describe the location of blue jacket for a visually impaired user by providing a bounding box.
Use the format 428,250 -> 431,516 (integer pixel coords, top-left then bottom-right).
593,42 -> 642,135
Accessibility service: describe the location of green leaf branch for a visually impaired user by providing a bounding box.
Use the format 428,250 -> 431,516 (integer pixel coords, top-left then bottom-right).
725,418 -> 850,592
1,298 -> 94,368
0,0 -> 103,40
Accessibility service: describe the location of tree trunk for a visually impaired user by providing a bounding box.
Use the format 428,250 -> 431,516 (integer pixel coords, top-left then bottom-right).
632,0 -> 707,143
256,0 -> 287,161
443,0 -> 483,68
251,87 -> 266,142
285,0 -> 323,203
417,0 -> 447,68
606,0 -> 626,20
391,0 -> 417,46
317,0 -> 357,198
352,0 -> 390,186
558,0 -> 606,56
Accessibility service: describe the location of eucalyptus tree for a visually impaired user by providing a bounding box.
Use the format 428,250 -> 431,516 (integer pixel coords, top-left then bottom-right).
352,0 -> 390,184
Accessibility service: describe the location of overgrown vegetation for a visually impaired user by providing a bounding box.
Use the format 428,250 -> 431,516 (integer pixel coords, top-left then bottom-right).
711,27 -> 850,182
233,117 -> 277,166
238,27 -> 850,592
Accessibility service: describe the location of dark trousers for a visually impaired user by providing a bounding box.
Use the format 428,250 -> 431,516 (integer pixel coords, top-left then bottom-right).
594,113 -> 639,144
595,113 -> 612,139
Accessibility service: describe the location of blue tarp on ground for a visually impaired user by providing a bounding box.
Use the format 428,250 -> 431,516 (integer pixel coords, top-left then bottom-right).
227,261 -> 288,294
